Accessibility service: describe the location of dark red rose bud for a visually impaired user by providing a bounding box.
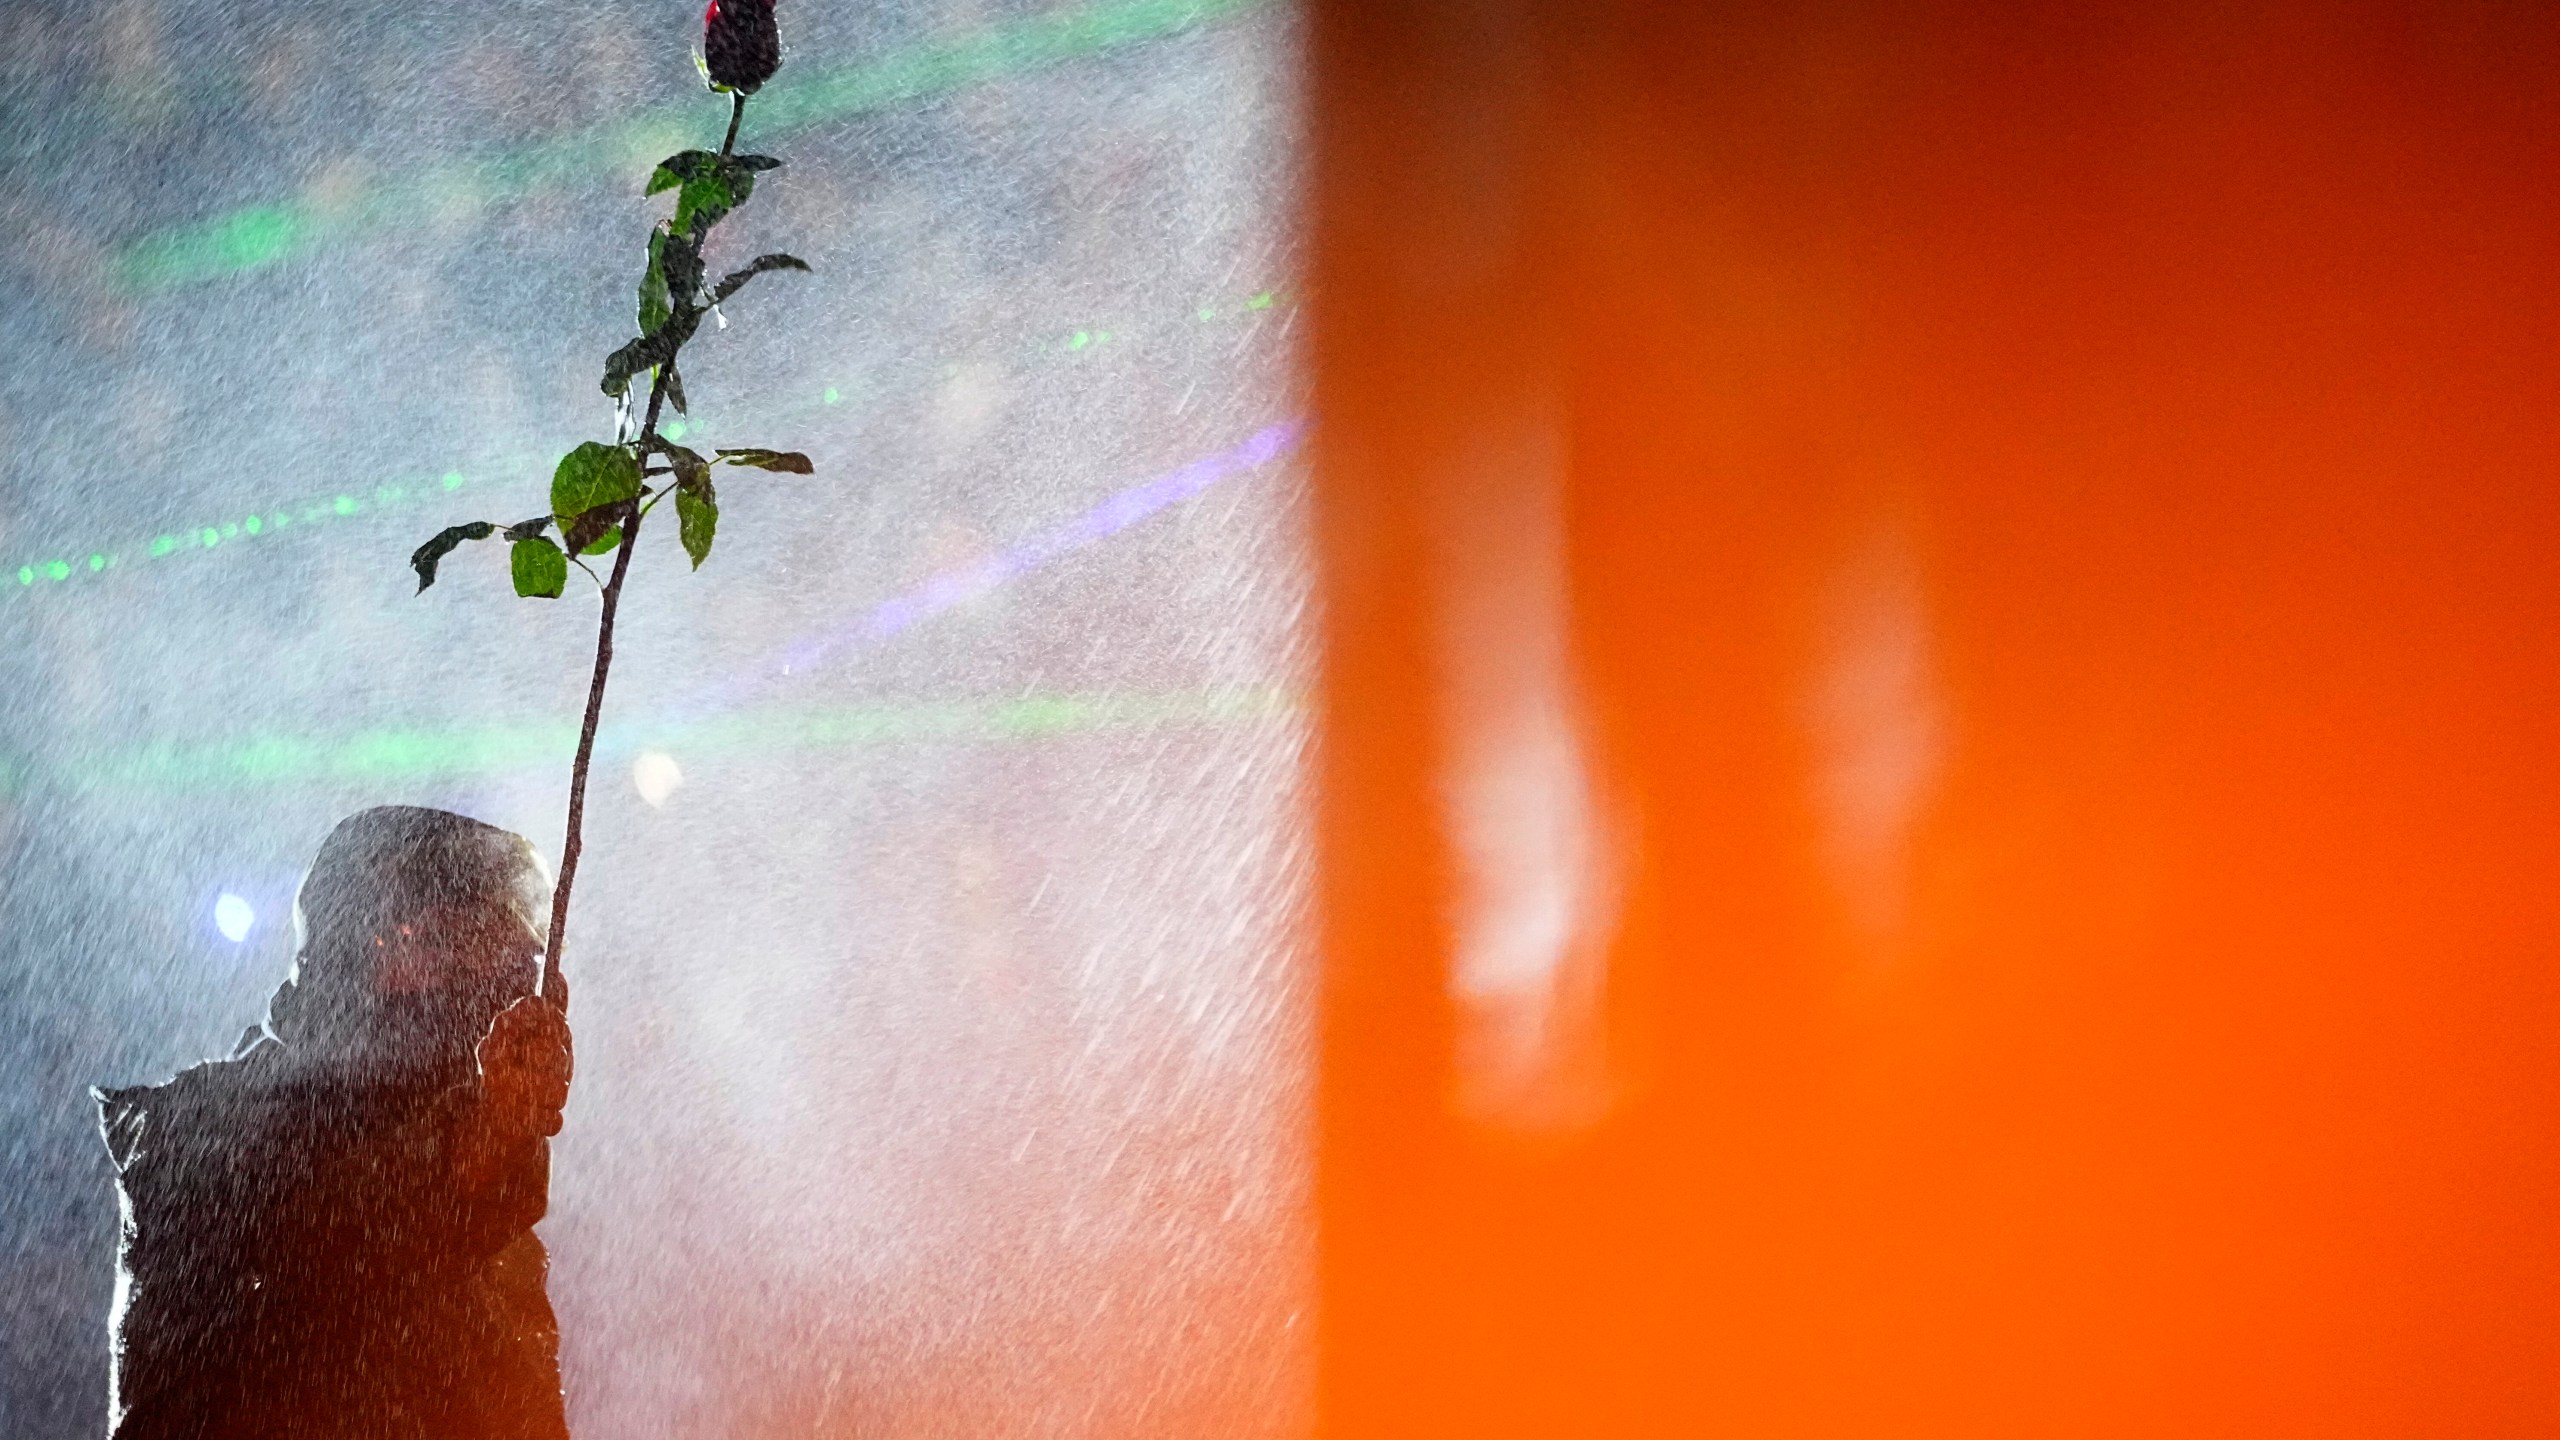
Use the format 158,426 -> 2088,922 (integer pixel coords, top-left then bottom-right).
703,0 -> 780,94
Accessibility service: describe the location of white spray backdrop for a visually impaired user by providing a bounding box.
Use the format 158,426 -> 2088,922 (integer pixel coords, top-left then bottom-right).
0,0 -> 1309,1433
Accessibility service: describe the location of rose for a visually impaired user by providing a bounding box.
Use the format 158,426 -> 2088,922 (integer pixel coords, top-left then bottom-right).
703,0 -> 781,94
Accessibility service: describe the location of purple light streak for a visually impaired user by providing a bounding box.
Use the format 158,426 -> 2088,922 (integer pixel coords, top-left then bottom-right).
635,418 -> 1304,737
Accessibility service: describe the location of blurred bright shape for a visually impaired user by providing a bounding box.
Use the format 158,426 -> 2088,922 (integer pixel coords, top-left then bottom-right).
46,561 -> 69,580
1435,418 -> 1618,1132
213,892 -> 255,943
333,495 -> 357,515
634,750 -> 684,807
442,471 -> 464,490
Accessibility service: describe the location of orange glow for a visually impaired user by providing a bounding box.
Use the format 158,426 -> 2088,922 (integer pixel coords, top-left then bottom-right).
1311,2 -> 2560,1435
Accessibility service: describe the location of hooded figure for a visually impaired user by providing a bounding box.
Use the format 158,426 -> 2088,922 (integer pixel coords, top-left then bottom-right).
96,807 -> 574,1440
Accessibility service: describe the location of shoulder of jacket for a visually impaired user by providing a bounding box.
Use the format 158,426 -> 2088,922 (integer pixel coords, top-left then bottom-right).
92,1081 -> 153,1173
91,1039 -> 287,1172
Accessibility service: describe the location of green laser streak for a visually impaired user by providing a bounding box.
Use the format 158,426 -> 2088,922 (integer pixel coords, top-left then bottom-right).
0,285 -> 1289,603
115,0 -> 1265,293
29,686 -> 1299,795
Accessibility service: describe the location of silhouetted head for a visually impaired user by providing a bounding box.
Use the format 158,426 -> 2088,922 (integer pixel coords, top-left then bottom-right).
265,806 -> 550,1070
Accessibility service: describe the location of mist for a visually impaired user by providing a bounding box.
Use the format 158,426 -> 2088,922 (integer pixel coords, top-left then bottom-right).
0,0 -> 1309,1433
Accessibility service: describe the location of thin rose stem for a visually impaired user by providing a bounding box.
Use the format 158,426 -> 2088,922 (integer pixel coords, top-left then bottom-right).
539,90 -> 749,1004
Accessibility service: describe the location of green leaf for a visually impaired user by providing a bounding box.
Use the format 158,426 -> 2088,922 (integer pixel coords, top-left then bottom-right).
674,173 -> 737,237
647,437 -> 712,487
656,152 -> 773,238
716,448 -> 816,473
638,228 -> 671,336
510,536 -> 568,598
676,486 -> 718,569
657,228 -> 704,306
709,252 -> 812,305
646,150 -> 721,195
562,505 -> 627,557
553,441 -> 642,520
602,330 -> 677,398
410,520 -> 495,592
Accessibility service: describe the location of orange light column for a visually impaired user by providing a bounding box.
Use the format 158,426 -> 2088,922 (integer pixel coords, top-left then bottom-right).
1311,2 -> 2560,1436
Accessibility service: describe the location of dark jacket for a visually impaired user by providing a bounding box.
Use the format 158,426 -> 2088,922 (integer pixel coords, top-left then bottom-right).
96,1033 -> 567,1440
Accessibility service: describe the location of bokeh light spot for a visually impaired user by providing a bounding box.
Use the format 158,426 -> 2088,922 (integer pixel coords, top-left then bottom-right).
633,749 -> 684,807
213,893 -> 255,944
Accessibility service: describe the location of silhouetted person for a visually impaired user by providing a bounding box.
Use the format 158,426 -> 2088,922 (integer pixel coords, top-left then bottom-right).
95,807 -> 574,1440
